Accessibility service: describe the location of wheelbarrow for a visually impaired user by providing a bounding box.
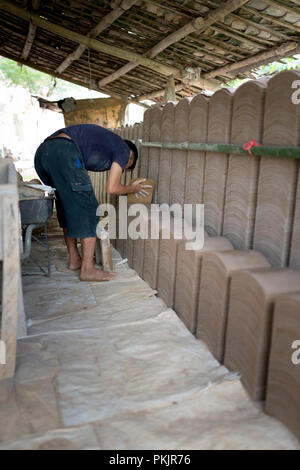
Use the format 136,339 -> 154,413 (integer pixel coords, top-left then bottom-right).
19,197 -> 54,276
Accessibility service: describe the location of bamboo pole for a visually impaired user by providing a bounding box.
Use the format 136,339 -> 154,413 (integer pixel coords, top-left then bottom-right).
141,141 -> 300,160
20,0 -> 40,60
56,0 -> 139,74
204,41 -> 298,79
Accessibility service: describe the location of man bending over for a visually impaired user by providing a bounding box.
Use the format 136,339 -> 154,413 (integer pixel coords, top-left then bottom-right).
34,123 -> 144,282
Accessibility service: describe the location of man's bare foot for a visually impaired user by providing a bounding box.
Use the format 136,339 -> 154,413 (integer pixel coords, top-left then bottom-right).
68,256 -> 82,271
80,267 -> 116,282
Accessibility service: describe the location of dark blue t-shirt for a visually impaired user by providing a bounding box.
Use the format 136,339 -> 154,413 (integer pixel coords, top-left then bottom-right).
47,124 -> 130,172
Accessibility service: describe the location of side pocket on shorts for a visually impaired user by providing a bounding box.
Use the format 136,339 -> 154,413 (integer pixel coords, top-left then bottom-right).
71,182 -> 93,192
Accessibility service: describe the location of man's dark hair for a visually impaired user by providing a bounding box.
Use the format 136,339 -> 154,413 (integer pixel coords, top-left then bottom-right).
124,139 -> 138,170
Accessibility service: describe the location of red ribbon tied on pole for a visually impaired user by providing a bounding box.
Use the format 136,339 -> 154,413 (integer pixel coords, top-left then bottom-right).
242,139 -> 262,155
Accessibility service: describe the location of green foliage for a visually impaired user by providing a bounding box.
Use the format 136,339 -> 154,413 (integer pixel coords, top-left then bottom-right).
0,56 -> 102,99
223,55 -> 300,88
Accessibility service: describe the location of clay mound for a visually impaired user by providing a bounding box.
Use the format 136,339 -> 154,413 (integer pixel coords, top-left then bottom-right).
174,235 -> 233,335
157,102 -> 175,205
203,89 -> 232,236
184,94 -> 208,211
224,267 -> 300,401
266,293 -> 300,442
197,250 -> 270,363
223,81 -> 265,250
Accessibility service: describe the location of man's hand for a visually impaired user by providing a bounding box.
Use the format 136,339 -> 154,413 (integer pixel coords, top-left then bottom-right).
107,163 -> 149,196
130,178 -> 152,199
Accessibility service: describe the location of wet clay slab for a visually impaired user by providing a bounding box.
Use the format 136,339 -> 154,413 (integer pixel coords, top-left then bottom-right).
157,102 -> 175,205
138,108 -> 150,179
203,89 -> 232,236
253,71 -> 300,266
265,293 -> 300,442
197,250 -> 270,362
147,107 -> 162,203
290,169 -> 300,269
184,95 -> 208,213
169,99 -> 189,214
223,81 -> 265,249
174,235 -> 233,335
224,268 -> 300,401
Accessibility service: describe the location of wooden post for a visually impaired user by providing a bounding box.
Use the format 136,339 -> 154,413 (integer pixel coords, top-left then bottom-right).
164,75 -> 176,102
119,95 -> 128,127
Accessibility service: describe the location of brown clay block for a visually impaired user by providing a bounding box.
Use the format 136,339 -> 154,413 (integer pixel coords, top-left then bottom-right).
115,198 -> 124,258
148,107 -> 162,203
157,216 -> 185,308
184,95 -> 208,212
290,170 -> 300,269
143,213 -> 161,289
174,236 -> 233,335
203,89 -> 232,235
130,206 -> 150,277
224,267 -> 300,401
265,293 -> 300,441
125,215 -> 134,267
223,82 -> 265,249
197,250 -> 270,363
253,71 -> 300,266
169,99 -> 189,213
132,238 -> 145,277
157,102 -> 175,205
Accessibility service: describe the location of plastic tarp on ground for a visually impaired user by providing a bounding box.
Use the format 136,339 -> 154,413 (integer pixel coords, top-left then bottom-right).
0,232 -> 299,450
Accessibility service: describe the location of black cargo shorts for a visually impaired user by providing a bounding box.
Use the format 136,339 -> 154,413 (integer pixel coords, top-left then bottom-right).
34,138 -> 99,238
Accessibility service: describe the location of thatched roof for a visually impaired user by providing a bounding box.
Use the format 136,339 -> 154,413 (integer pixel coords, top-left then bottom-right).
0,0 -> 299,104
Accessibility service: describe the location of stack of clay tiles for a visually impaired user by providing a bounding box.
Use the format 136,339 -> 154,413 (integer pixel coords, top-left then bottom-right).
108,70 -> 300,443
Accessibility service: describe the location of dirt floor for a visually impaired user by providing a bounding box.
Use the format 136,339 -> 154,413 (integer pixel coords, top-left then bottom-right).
0,216 -> 299,450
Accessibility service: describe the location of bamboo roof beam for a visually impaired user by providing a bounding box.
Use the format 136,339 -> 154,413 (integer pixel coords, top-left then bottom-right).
204,41 -> 298,79
98,0 -> 249,88
138,84 -> 184,102
193,0 -> 290,40
262,0 -> 300,17
20,0 -> 40,60
229,12 -> 290,40
0,0 -> 222,92
0,0 -> 180,78
55,0 -> 139,75
242,5 -> 300,34
227,45 -> 300,77
210,24 -> 271,48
